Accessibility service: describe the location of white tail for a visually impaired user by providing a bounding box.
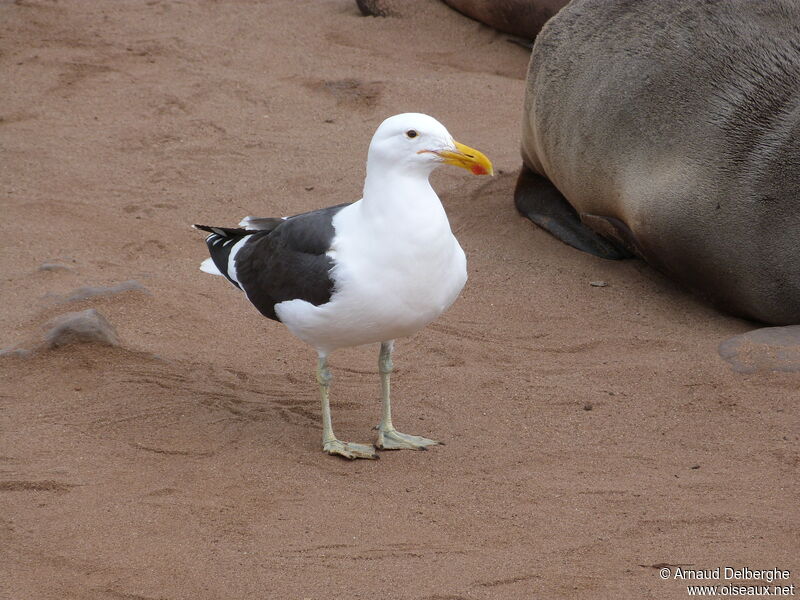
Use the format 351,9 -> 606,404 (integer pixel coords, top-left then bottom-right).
200,257 -> 223,276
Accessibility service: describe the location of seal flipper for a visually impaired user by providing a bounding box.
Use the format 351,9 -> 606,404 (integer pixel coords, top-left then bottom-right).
514,165 -> 633,260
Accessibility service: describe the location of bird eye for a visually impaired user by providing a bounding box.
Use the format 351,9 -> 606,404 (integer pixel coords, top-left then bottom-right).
405,130 -> 418,139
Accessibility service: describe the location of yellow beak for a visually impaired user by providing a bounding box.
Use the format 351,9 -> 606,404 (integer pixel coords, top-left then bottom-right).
424,141 -> 494,176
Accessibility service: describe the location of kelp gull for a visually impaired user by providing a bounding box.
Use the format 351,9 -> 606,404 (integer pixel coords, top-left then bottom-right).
195,113 -> 493,459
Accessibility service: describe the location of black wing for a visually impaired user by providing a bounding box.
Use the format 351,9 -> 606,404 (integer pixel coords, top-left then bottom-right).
196,203 -> 350,322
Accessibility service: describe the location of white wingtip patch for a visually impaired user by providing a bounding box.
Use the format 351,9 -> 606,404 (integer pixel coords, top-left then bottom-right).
200,258 -> 223,276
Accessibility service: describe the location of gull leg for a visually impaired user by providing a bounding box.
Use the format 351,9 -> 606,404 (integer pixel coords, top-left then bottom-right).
317,354 -> 378,460
375,341 -> 440,451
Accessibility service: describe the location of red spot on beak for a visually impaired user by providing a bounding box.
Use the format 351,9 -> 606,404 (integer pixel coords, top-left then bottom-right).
471,164 -> 487,175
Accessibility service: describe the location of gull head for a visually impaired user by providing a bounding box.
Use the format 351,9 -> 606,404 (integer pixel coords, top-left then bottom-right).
367,113 -> 493,178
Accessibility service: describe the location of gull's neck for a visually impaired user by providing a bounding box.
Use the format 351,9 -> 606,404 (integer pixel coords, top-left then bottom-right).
361,160 -> 446,223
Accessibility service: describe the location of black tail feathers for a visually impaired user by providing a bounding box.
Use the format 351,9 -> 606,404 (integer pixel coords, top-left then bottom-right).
194,224 -> 256,290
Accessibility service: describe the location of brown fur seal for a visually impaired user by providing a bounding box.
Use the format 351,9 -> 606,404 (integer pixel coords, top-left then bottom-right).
515,0 -> 800,324
441,0 -> 568,40
357,0 -> 567,41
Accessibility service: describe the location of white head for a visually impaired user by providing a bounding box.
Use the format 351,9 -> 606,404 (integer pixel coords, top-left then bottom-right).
366,113 -> 493,178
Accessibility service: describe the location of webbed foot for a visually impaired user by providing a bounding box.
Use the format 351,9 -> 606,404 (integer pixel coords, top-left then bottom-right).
376,428 -> 440,451
323,439 -> 379,460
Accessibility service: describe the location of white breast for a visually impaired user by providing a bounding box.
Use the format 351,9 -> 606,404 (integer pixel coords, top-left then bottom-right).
275,197 -> 467,353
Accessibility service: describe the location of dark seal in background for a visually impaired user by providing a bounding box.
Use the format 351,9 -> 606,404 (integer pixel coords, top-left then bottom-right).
516,0 -> 800,325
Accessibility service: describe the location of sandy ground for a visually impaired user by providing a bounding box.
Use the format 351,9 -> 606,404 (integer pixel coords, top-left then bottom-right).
1,1 -> 798,598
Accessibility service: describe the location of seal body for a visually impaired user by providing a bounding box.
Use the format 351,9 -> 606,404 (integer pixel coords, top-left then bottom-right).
517,0 -> 800,324
441,0 -> 568,40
